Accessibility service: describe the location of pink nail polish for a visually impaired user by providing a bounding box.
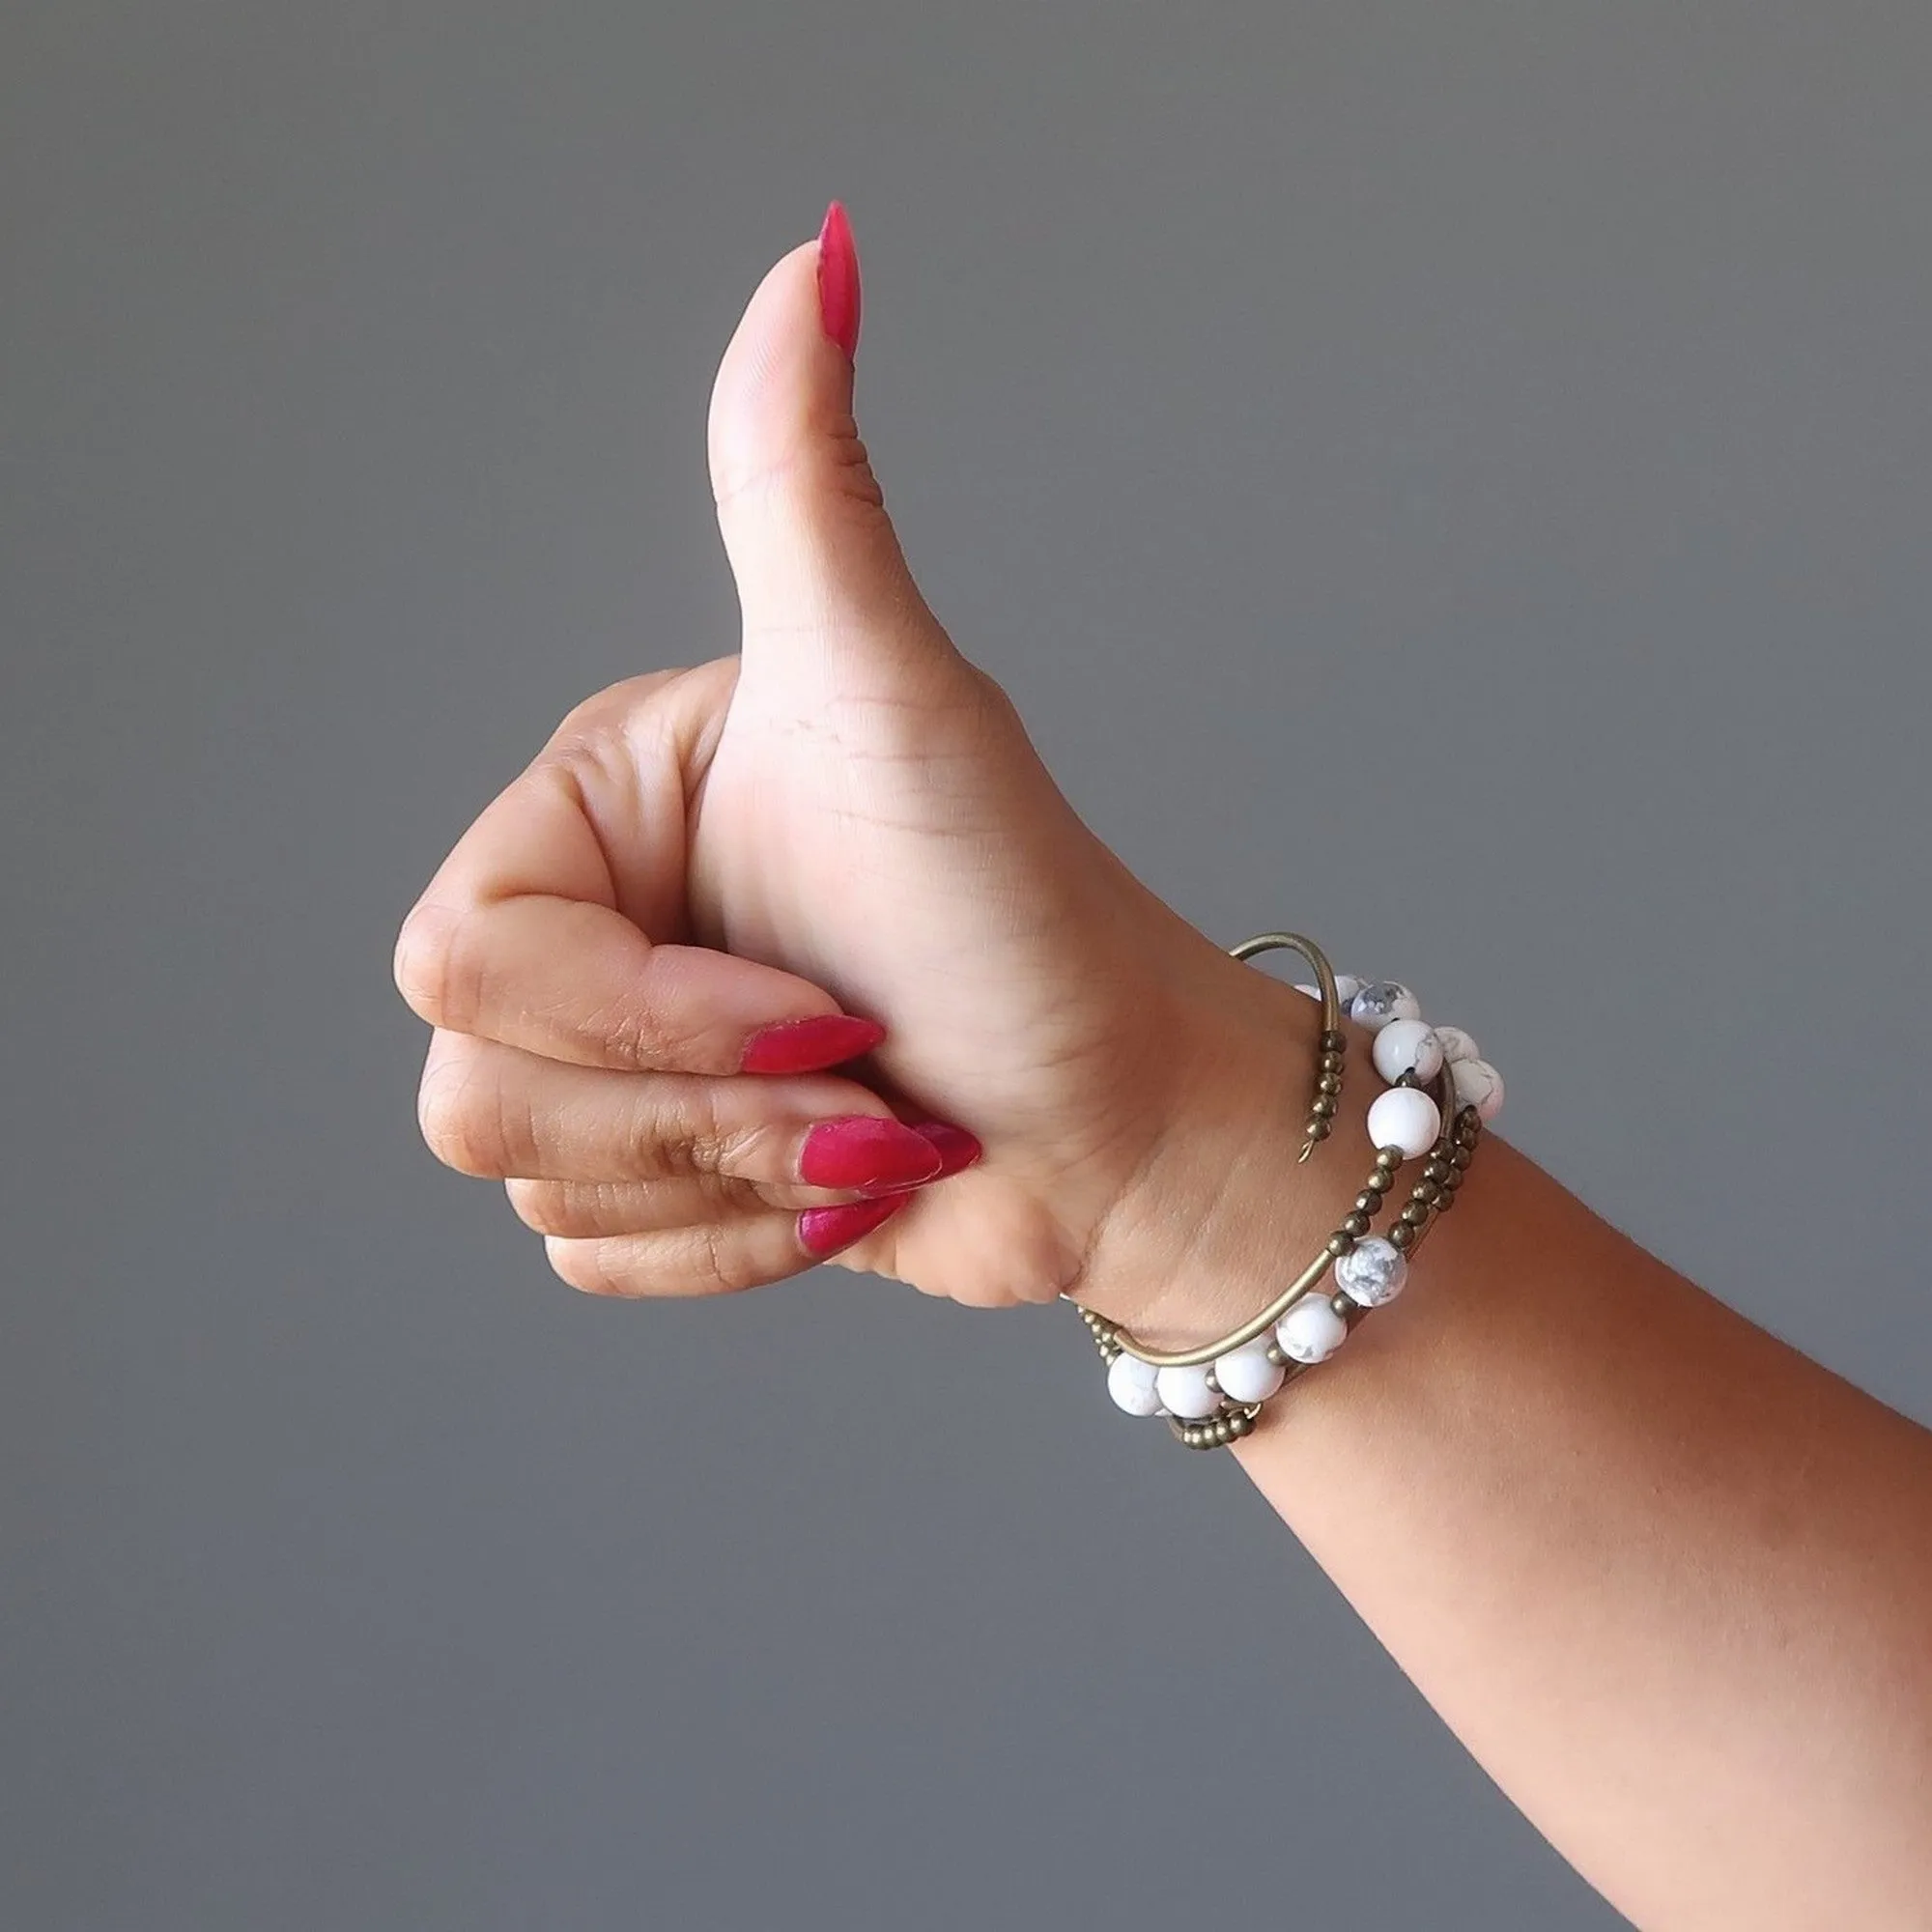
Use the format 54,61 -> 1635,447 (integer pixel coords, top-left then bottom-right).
739,1013 -> 885,1075
799,1117 -> 945,1190
816,201 -> 862,361
907,1122 -> 982,1179
799,1192 -> 907,1259
853,1121 -> 983,1196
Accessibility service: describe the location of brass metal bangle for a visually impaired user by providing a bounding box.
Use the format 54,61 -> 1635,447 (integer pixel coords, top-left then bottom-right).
1091,1059 -> 1466,1370
1072,1094 -> 1485,1448
1226,931 -> 1349,1164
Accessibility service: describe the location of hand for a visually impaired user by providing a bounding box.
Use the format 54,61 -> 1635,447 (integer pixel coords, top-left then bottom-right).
394,207 -> 1318,1334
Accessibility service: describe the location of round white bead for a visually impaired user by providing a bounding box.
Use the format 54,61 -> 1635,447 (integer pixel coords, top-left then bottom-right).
1334,1236 -> 1408,1308
1432,1024 -> 1482,1065
1451,1057 -> 1506,1122
1293,973 -> 1365,1008
1277,1293 -> 1349,1365
1349,981 -> 1422,1032
1154,1363 -> 1221,1420
1213,1339 -> 1285,1406
1371,1018 -> 1444,1086
1106,1350 -> 1163,1417
1365,1084 -> 1442,1160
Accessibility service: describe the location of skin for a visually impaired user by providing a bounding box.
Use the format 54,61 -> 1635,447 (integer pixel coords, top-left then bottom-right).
394,228 -> 1932,1929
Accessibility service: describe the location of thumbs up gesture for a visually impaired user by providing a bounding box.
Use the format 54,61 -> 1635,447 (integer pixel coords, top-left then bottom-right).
395,207 -> 1315,1340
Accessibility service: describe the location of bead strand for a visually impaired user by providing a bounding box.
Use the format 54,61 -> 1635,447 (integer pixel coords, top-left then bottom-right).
1071,931 -> 1500,1451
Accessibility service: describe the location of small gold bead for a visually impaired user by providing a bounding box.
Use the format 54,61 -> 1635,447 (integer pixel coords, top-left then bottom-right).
1310,1119 -> 1332,1141
1451,1147 -> 1472,1170
1264,1343 -> 1287,1366
1376,1147 -> 1402,1171
1321,1030 -> 1347,1053
1342,1210 -> 1371,1237
1414,1179 -> 1443,1204
1312,1095 -> 1337,1120
1352,1191 -> 1380,1215
1390,1222 -> 1415,1250
1401,1201 -> 1429,1227
1203,1372 -> 1221,1396
1326,1232 -> 1352,1257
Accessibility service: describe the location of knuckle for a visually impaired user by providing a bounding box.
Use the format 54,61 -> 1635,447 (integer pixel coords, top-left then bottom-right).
393,901 -> 481,1033
505,1178 -> 564,1235
544,1236 -> 615,1296
678,1085 -> 742,1178
415,1046 -> 508,1178
685,1220 -> 764,1296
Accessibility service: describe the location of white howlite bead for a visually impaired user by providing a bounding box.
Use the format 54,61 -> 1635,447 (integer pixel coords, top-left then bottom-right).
1371,1018 -> 1444,1086
1154,1363 -> 1222,1420
1433,1025 -> 1482,1065
1213,1340 -> 1285,1406
1335,1236 -> 1409,1309
1451,1057 -> 1506,1122
1106,1351 -> 1164,1417
1293,973 -> 1364,1008
1277,1293 -> 1349,1365
1349,981 -> 1422,1032
1365,1085 -> 1442,1160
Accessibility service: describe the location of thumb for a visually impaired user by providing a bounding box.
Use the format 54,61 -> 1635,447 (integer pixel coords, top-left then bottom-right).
706,204 -> 951,673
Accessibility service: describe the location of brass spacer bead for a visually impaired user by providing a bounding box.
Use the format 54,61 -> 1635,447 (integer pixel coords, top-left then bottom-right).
1311,1095 -> 1337,1120
1401,1201 -> 1430,1227
1423,1158 -> 1451,1182
1321,1030 -> 1347,1053
1413,1178 -> 1443,1205
1264,1342 -> 1287,1366
1317,1073 -> 1343,1096
1326,1232 -> 1353,1257
1390,1222 -> 1415,1250
1451,1147 -> 1473,1170
1353,1191 -> 1382,1215
1309,1118 -> 1332,1141
1376,1147 -> 1402,1171
1342,1210 -> 1372,1237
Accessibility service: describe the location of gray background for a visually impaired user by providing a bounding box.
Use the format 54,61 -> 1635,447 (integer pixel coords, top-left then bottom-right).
5,4 -> 1929,1927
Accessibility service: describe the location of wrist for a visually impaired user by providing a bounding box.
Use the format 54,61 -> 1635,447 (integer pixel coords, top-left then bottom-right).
1074,939 -> 1374,1349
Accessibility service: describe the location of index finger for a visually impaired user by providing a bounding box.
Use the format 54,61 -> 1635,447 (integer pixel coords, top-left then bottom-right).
393,668 -> 880,1077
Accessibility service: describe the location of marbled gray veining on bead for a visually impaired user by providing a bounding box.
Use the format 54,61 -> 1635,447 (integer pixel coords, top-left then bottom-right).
1335,1236 -> 1409,1308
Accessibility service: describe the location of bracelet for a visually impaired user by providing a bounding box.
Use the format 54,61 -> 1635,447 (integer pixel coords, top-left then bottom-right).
1065,932 -> 1504,1451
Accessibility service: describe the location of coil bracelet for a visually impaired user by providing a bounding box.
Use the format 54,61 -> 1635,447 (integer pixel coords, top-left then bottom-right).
1064,932 -> 1505,1451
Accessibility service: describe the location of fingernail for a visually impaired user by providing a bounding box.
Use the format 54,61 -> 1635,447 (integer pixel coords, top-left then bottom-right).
799,1116 -> 945,1190
907,1121 -> 982,1179
816,200 -> 862,361
799,1192 -> 907,1260
852,1120 -> 983,1196
739,1013 -> 885,1075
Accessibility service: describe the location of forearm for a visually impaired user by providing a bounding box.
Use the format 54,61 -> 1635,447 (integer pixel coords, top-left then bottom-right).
1090,961 -> 1932,1929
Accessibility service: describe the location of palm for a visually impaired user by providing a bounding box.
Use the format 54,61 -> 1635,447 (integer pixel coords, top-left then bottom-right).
685,646 -> 1204,1306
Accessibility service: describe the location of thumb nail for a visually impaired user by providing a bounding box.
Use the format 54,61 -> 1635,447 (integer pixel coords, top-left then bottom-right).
816,201 -> 862,361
